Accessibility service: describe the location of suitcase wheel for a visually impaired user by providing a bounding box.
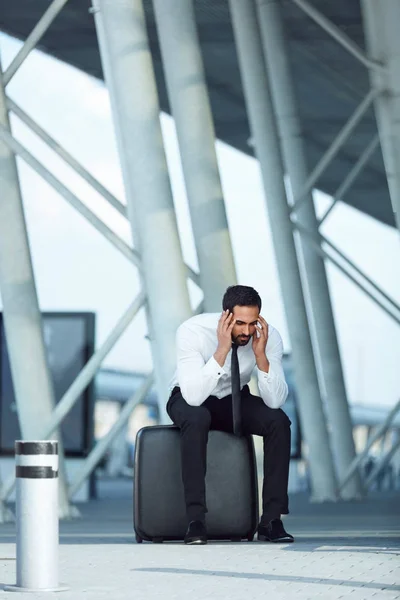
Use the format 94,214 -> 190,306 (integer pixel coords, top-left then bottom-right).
135,534 -> 143,544
152,537 -> 164,544
247,534 -> 254,542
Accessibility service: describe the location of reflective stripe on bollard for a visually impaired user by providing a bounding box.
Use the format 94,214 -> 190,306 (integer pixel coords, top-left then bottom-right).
4,441 -> 68,593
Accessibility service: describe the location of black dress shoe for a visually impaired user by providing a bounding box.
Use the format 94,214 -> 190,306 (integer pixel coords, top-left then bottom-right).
184,520 -> 207,545
257,518 -> 294,543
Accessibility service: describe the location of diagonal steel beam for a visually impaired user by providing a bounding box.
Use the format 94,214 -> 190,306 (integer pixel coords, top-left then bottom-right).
3,0 -> 70,86
362,0 -> 400,234
67,292 -> 203,497
0,124 -> 141,268
0,502 -> 14,524
291,0 -> 385,73
7,98 -> 126,218
311,228 -> 400,315
41,294 -> 146,439
0,473 -> 14,522
0,289 -> 205,503
0,121 -> 201,288
365,433 -> 400,488
0,292 -> 146,502
68,373 -> 154,498
319,135 -> 380,226
291,89 -> 379,214
338,399 -> 400,492
294,223 -> 400,325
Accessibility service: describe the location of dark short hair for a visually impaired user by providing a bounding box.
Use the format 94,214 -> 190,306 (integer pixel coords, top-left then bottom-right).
222,285 -> 262,313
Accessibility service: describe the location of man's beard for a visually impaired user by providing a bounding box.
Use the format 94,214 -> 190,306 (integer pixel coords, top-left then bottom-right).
233,334 -> 251,346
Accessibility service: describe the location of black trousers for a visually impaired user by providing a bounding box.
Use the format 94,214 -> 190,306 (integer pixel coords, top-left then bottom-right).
166,385 -> 291,524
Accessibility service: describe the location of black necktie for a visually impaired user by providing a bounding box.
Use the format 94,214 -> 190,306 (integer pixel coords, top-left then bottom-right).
231,344 -> 242,437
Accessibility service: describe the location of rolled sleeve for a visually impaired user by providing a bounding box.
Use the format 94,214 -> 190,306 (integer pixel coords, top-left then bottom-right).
257,330 -> 288,409
176,326 -> 224,406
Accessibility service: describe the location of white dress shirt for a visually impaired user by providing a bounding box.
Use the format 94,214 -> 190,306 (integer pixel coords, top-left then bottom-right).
169,313 -> 288,409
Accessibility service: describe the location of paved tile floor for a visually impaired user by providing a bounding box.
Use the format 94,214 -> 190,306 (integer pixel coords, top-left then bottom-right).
0,479 -> 399,599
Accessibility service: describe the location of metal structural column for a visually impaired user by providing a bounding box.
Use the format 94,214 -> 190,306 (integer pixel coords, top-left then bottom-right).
0,58 -> 72,517
361,0 -> 400,233
256,0 -> 363,499
229,0 -> 337,501
91,0 -> 192,422
153,0 -> 237,311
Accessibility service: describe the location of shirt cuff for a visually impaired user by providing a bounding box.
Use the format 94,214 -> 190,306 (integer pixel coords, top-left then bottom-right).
203,356 -> 226,379
257,367 -> 274,383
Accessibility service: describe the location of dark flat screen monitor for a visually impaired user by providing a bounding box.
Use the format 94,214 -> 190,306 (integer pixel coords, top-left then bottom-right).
0,312 -> 95,456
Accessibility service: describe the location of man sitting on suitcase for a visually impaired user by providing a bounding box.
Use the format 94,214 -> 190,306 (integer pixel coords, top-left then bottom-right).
167,284 -> 294,545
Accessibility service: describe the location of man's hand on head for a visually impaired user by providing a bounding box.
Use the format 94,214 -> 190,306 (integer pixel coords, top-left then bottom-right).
252,316 -> 270,373
214,310 -> 235,367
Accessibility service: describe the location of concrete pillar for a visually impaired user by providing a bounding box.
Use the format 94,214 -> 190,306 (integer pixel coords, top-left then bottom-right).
91,0 -> 192,423
153,0 -> 237,311
229,0 -> 337,500
256,0 -> 363,499
361,0 -> 400,233
0,57 -> 73,518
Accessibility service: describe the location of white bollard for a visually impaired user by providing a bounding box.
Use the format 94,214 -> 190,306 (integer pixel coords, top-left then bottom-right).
4,441 -> 68,593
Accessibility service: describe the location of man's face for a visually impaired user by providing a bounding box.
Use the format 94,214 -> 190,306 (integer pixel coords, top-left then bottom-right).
231,305 -> 260,346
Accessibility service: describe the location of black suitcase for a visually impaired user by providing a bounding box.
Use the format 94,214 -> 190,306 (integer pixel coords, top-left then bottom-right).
133,424 -> 259,543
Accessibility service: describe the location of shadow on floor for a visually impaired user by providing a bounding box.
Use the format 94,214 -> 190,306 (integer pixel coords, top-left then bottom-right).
131,567 -> 400,592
